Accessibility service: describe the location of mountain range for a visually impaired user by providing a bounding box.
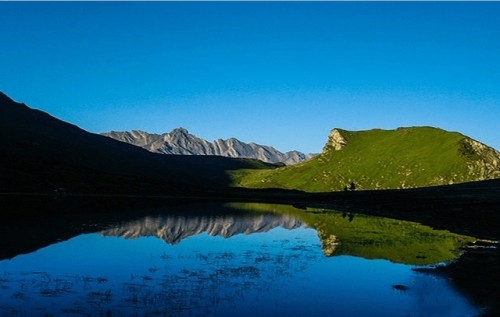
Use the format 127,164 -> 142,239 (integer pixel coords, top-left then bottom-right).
2,90 -> 500,195
102,129 -> 315,165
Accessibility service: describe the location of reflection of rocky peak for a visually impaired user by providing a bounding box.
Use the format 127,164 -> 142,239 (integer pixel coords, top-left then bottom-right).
316,228 -> 340,256
100,214 -> 304,244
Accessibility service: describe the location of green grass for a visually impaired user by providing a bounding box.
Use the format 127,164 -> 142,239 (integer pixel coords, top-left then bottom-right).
231,127 -> 500,191
226,202 -> 474,265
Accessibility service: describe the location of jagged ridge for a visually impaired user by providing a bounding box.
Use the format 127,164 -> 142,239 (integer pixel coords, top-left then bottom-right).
102,129 -> 315,165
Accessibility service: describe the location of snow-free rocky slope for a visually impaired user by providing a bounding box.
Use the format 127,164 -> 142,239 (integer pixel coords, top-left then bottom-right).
102,129 -> 315,165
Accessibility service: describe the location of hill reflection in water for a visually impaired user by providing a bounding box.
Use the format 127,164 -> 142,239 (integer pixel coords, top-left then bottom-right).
0,202 -> 480,316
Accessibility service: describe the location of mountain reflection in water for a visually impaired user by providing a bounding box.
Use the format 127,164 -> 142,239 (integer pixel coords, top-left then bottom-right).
100,213 -> 304,244
98,202 -> 472,264
0,202 -> 480,316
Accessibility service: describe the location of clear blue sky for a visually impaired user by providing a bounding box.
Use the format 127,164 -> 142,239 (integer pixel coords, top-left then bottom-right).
1,2 -> 499,154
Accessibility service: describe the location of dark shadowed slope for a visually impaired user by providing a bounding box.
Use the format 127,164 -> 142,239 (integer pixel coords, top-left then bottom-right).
0,92 -> 276,195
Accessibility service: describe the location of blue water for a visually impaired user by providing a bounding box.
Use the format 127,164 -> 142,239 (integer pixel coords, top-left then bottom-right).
0,224 -> 479,316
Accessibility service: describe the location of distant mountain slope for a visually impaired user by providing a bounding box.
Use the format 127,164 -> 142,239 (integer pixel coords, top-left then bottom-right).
0,91 -> 277,194
233,127 -> 500,191
102,129 -> 315,165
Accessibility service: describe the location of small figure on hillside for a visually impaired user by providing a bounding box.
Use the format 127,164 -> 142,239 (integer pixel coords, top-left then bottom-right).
348,213 -> 355,222
349,182 -> 356,191
344,186 -> 348,192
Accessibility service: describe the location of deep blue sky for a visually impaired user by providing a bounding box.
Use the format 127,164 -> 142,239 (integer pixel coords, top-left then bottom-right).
1,2 -> 499,153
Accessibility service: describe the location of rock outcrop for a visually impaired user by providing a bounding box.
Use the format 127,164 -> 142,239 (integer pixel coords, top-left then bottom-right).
460,138 -> 500,180
322,128 -> 348,153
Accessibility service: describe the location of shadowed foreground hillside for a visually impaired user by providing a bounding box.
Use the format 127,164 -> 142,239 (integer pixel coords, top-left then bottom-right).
0,92 -> 276,195
233,127 -> 500,191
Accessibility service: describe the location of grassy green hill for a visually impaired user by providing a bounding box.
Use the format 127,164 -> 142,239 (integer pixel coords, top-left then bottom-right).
231,127 -> 500,191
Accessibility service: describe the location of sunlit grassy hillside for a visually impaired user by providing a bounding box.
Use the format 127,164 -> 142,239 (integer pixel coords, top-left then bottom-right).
231,127 -> 500,191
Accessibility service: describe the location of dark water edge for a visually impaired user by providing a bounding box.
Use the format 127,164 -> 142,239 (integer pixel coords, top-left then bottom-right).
414,240 -> 500,317
0,195 -> 201,259
0,194 -> 499,316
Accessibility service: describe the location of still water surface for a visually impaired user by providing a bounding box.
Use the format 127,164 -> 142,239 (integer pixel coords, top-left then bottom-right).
0,203 -> 480,316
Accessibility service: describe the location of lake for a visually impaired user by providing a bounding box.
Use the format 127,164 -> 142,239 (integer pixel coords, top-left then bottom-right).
0,202 -> 481,316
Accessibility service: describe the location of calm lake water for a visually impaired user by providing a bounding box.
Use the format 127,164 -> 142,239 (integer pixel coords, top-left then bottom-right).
0,202 -> 481,316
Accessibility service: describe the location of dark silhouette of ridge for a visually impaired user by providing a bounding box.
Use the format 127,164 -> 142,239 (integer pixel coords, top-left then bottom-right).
0,92 -> 276,195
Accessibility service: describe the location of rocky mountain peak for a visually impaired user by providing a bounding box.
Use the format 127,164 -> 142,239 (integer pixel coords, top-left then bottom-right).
102,128 -> 316,165
171,127 -> 189,135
